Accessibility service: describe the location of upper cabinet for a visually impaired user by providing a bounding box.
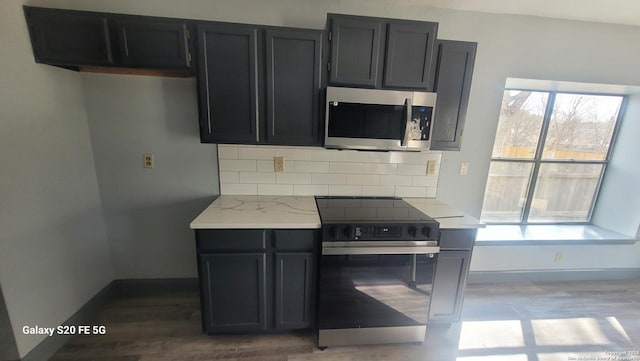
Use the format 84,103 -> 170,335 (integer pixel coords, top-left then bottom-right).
430,40 -> 477,151
23,6 -> 193,71
264,29 -> 322,145
327,14 -> 437,90
196,23 -> 323,146
113,18 -> 192,69
196,23 -> 260,145
24,7 -> 113,67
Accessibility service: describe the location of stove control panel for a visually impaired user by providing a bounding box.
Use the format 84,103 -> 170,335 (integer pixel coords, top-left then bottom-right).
323,223 -> 439,242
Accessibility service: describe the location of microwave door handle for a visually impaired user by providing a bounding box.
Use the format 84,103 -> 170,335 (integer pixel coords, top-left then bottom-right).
401,97 -> 412,147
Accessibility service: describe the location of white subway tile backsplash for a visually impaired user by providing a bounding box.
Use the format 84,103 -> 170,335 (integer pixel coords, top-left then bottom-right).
239,172 -> 276,184
362,163 -> 398,175
238,147 -> 275,160
275,148 -> 313,161
256,160 -> 274,172
395,186 -> 427,197
412,176 -> 438,187
217,145 -> 238,159
217,145 -> 441,197
362,185 -> 395,197
219,159 -> 257,172
330,162 -> 364,174
219,171 -> 239,184
329,185 -> 363,196
293,161 -> 330,173
346,151 -> 382,163
310,149 -> 349,162
294,184 -> 329,196
347,174 -> 380,185
258,184 -> 293,195
397,164 -> 427,176
380,175 -> 413,186
220,183 -> 257,195
312,173 -> 346,185
276,173 -> 312,184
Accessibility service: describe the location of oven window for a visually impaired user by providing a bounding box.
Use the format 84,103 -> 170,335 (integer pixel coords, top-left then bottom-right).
318,254 -> 436,329
328,102 -> 406,140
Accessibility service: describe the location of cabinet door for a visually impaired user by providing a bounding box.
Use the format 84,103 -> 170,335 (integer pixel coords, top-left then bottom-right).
23,6 -> 113,67
265,29 -> 322,146
428,250 -> 472,324
328,15 -> 384,87
197,23 -> 259,144
274,252 -> 314,329
383,22 -> 437,89
430,40 -> 477,151
199,253 -> 267,333
114,18 -> 191,69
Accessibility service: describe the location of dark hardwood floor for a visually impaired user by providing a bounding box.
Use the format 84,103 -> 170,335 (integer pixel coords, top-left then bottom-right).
51,279 -> 640,361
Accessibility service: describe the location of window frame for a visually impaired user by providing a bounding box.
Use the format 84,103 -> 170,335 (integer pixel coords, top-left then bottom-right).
483,89 -> 627,225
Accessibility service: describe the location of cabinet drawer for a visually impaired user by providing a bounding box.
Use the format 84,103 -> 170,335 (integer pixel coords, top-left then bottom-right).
196,229 -> 266,251
439,229 -> 477,250
273,230 -> 318,250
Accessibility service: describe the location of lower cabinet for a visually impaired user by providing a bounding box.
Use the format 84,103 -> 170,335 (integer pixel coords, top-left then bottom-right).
429,229 -> 477,324
199,253 -> 267,332
196,229 -> 318,333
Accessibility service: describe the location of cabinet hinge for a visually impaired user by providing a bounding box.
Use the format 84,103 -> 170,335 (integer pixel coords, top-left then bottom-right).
327,62 -> 331,72
186,29 -> 191,40
188,52 -> 192,64
328,31 -> 332,41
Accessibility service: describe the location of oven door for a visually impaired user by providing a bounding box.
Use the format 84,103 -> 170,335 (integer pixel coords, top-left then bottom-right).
318,242 -> 438,345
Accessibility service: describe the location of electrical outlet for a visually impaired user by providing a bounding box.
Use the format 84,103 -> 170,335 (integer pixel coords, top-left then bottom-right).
143,153 -> 154,169
426,160 -> 438,175
554,251 -> 563,263
459,162 -> 469,176
274,156 -> 284,172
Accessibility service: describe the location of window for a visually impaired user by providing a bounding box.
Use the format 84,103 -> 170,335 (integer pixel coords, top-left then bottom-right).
481,90 -> 624,224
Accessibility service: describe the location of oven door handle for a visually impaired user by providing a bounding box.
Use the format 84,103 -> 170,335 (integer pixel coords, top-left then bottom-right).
322,245 -> 440,255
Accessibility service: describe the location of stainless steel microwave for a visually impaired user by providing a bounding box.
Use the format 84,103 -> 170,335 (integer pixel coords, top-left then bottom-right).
325,86 -> 437,151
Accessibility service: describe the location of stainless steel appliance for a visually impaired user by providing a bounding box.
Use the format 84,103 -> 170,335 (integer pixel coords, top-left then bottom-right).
325,86 -> 437,151
315,196 -> 440,347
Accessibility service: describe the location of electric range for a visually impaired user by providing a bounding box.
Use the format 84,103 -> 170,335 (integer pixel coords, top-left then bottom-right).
314,196 -> 440,348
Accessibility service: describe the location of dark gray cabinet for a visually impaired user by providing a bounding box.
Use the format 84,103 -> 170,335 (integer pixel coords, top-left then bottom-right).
196,23 -> 260,144
195,229 -> 318,333
430,40 -> 477,151
23,6 -> 194,71
197,24 -> 323,146
114,18 -> 192,69
265,29 -> 322,145
274,252 -> 314,329
199,253 -> 267,332
328,16 -> 383,87
429,229 -> 476,324
327,14 -> 437,90
383,22 -> 437,89
24,6 -> 113,67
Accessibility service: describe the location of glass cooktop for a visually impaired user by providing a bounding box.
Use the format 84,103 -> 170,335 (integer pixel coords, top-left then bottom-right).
315,196 -> 435,223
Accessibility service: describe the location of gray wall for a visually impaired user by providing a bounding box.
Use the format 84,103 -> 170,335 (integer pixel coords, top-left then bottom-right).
0,1 -> 114,357
81,74 -> 219,279
592,94 -> 640,237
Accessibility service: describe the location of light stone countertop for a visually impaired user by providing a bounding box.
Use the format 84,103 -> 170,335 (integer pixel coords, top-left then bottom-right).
190,195 -> 321,229
403,198 -> 485,229
190,195 -> 483,230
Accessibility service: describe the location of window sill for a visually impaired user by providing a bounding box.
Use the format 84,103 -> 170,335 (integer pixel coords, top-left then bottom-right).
475,224 -> 637,246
